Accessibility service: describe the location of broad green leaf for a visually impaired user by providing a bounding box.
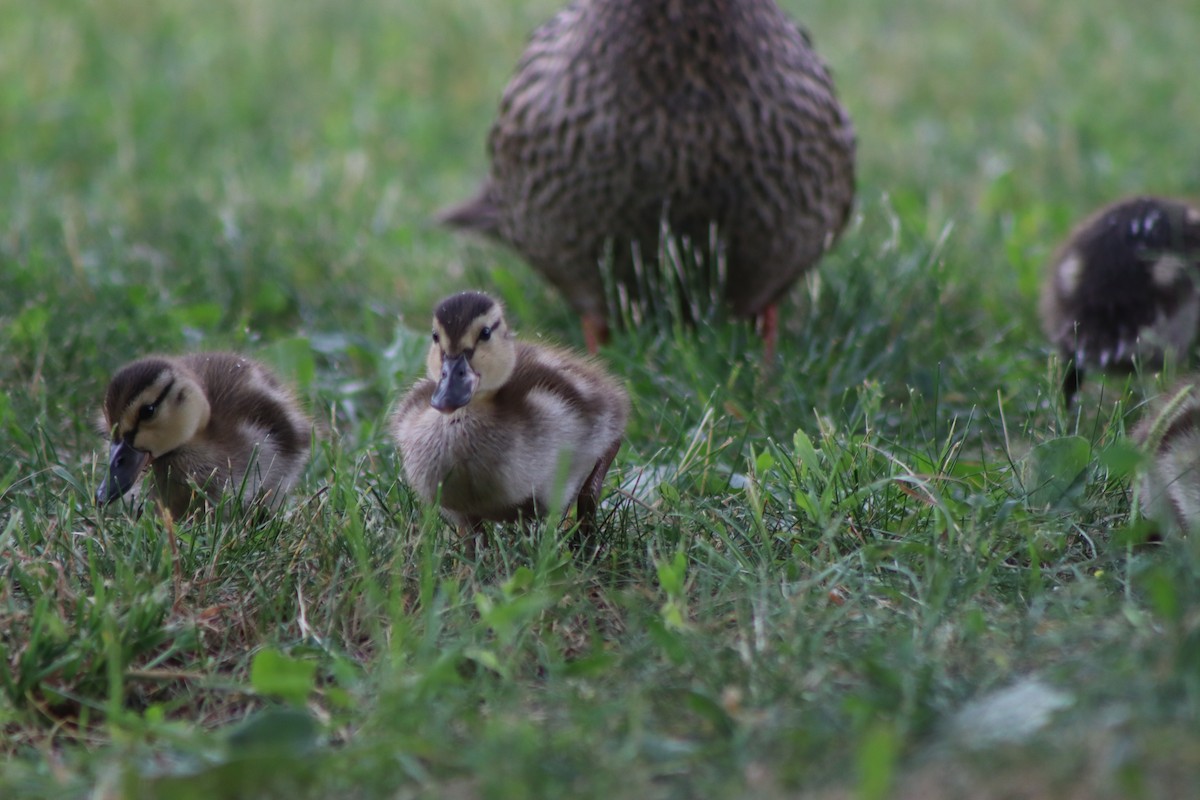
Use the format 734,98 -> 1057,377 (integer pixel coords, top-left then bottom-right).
656,550 -> 687,597
792,428 -> 822,476
1020,436 -> 1091,509
226,707 -> 320,756
249,649 -> 316,706
259,336 -> 317,392
856,722 -> 900,800
1099,439 -> 1145,479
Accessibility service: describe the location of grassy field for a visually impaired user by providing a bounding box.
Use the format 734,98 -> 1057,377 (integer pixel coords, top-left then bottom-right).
4,0 -> 1200,796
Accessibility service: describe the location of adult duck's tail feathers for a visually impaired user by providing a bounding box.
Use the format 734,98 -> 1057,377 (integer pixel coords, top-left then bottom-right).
436,188 -> 502,238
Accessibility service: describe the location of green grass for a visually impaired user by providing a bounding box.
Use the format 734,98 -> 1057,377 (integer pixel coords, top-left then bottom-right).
3,0 -> 1200,797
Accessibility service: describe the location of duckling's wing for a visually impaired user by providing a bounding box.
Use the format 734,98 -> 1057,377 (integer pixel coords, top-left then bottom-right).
500,345 -> 627,428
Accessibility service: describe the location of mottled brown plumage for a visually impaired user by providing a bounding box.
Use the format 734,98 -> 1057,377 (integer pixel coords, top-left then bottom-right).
1040,196 -> 1200,405
441,0 -> 856,354
96,353 -> 312,519
391,292 -> 629,554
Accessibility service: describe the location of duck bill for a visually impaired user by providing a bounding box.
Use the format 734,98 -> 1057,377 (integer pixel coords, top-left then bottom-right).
430,353 -> 478,413
97,440 -> 150,505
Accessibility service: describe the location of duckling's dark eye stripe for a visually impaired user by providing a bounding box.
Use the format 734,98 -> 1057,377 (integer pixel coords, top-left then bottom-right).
127,378 -> 175,439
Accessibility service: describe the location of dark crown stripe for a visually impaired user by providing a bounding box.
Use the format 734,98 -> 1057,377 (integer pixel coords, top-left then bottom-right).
104,358 -> 173,421
434,292 -> 499,342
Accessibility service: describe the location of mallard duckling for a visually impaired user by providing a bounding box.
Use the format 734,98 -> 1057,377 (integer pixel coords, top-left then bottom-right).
440,0 -> 856,357
391,291 -> 630,551
96,353 -> 312,518
1040,196 -> 1200,405
1132,378 -> 1200,535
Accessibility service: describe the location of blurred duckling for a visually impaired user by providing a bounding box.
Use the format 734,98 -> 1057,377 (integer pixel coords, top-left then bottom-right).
391,291 -> 630,552
1133,378 -> 1200,535
1041,196 -> 1200,405
97,353 -> 312,518
440,0 -> 856,357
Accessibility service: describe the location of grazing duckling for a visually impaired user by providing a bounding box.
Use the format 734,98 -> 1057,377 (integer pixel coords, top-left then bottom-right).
391,291 -> 630,552
1133,378 -> 1200,535
96,353 -> 312,519
1040,196 -> 1200,405
440,0 -> 856,357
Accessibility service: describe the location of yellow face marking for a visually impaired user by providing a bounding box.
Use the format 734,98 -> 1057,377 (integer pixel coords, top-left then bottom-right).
111,370 -> 206,457
426,308 -> 514,394
113,373 -> 175,445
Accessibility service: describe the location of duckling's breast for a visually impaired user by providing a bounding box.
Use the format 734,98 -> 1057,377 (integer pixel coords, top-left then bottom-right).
397,408 -> 533,518
398,402 -> 616,523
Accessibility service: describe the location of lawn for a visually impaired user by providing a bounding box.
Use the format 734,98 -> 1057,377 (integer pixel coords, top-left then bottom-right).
3,0 -> 1200,797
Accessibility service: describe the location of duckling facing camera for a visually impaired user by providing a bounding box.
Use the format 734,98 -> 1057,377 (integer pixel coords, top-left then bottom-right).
96,353 -> 312,518
439,0 -> 856,356
391,291 -> 630,552
1133,378 -> 1200,535
1040,196 -> 1200,405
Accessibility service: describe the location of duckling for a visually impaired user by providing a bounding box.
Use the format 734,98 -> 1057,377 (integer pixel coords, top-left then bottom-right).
1132,378 -> 1200,535
96,353 -> 312,519
1040,196 -> 1200,405
391,291 -> 630,552
440,0 -> 856,357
